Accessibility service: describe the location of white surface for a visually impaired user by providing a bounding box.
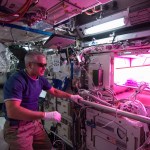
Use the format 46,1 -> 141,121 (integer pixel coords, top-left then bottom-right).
39,90 -> 47,98
84,18 -> 125,35
52,55 -> 60,73
86,108 -> 147,150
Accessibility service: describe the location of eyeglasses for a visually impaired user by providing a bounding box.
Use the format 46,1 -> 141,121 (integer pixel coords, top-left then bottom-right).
31,62 -> 47,68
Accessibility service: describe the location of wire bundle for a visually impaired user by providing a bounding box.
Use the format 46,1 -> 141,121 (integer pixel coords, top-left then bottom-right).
0,0 -> 32,23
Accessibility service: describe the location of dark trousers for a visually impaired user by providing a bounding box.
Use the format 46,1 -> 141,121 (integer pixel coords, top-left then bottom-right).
4,120 -> 52,150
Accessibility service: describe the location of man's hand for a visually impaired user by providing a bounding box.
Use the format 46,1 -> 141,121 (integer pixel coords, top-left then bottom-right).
44,111 -> 61,122
70,95 -> 83,103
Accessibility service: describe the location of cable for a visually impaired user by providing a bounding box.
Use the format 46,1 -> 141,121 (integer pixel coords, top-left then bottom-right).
80,65 -> 98,90
75,105 -> 89,150
94,107 -> 118,129
101,87 -> 118,105
0,0 -> 32,23
10,28 -> 15,43
96,90 -> 102,98
136,134 -> 150,150
0,0 -> 31,17
78,106 -> 92,119
128,83 -> 148,101
79,58 -> 117,106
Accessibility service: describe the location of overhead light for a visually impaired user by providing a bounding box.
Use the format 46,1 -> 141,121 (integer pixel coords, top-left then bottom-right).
84,18 -> 125,35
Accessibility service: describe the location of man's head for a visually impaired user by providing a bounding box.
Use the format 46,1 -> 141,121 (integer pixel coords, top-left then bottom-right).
25,51 -> 47,77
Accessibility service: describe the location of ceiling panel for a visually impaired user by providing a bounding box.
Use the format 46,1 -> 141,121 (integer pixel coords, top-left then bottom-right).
44,0 -> 111,25
0,0 -> 111,25
0,0 -> 111,45
0,25 -> 49,44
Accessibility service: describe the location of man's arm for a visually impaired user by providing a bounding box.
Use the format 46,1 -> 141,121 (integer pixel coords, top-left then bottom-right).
5,100 -> 45,121
5,100 -> 61,122
47,87 -> 83,103
47,87 -> 72,99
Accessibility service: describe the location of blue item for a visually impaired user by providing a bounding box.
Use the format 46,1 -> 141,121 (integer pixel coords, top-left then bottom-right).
0,23 -> 53,36
52,77 -> 69,91
62,77 -> 69,91
52,79 -> 63,90
70,61 -> 74,80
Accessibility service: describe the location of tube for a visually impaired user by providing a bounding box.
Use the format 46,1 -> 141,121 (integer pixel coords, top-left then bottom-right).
78,99 -> 150,124
80,90 -> 112,106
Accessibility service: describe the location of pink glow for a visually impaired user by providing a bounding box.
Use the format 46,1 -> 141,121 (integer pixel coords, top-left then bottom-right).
114,57 -> 130,68
114,57 -> 150,85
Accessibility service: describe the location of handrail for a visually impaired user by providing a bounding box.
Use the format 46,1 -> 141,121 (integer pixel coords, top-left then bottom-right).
78,99 -> 150,124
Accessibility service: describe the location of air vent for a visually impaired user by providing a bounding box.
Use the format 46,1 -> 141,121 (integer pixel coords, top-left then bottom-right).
129,1 -> 150,25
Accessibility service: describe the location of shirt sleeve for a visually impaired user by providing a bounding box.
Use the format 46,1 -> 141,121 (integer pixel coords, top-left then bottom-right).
3,76 -> 23,101
41,77 -> 52,91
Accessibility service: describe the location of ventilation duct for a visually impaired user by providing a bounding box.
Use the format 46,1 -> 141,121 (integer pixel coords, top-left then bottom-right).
129,1 -> 150,25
